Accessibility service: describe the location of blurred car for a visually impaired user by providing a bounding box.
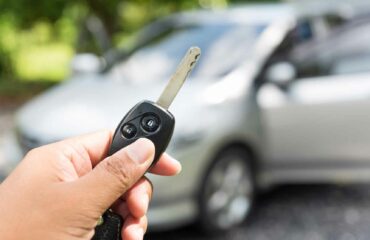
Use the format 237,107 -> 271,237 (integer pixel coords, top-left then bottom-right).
9,2 -> 370,233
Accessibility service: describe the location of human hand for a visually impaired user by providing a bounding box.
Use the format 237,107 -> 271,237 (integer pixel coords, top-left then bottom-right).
0,130 -> 181,240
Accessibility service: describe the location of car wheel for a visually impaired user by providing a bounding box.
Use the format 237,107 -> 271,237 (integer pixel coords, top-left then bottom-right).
198,147 -> 255,233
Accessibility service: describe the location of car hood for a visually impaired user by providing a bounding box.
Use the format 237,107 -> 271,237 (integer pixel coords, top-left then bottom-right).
16,59 -> 257,145
16,75 -> 213,143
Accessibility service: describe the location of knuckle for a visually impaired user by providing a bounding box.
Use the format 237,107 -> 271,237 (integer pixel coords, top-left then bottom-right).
24,148 -> 37,158
24,146 -> 45,159
25,143 -> 58,159
101,153 -> 133,189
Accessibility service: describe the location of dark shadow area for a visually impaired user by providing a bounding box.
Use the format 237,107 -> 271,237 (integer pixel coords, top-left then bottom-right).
147,184 -> 370,240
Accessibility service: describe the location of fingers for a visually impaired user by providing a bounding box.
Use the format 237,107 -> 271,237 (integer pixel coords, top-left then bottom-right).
122,215 -> 148,240
54,130 -> 181,177
125,177 -> 152,218
73,138 -> 155,213
149,153 -> 182,176
112,200 -> 130,219
112,177 -> 152,219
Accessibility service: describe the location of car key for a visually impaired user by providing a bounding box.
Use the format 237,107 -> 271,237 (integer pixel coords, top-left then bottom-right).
92,46 -> 201,240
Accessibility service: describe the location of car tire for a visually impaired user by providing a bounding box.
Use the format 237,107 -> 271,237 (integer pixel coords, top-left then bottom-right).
198,146 -> 255,234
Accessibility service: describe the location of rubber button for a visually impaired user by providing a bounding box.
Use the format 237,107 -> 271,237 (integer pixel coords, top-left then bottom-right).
141,115 -> 160,132
121,124 -> 137,139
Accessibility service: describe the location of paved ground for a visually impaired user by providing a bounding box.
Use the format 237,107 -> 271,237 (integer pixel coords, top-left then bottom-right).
2,107 -> 370,240
147,184 -> 370,240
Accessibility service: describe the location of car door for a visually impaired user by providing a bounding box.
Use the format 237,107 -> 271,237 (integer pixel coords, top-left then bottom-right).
258,19 -> 370,168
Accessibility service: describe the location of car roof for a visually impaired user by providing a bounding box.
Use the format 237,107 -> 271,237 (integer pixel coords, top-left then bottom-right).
104,3 -> 295,71
166,3 -> 295,26
108,2 -> 360,71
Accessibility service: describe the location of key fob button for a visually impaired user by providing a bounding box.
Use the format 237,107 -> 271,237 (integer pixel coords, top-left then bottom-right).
141,114 -> 160,132
121,124 -> 137,139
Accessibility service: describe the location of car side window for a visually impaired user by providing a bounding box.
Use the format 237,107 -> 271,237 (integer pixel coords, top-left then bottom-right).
260,15 -> 346,79
292,20 -> 370,79
329,24 -> 370,75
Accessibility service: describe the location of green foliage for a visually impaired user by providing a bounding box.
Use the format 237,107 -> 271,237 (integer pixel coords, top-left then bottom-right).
0,2 -> 82,82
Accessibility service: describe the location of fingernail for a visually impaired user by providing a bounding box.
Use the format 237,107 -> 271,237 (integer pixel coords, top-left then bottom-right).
133,227 -> 144,240
126,138 -> 154,164
170,156 -> 182,175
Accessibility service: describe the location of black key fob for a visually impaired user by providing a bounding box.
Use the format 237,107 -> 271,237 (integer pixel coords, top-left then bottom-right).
92,102 -> 174,240
109,100 -> 175,166
92,47 -> 200,240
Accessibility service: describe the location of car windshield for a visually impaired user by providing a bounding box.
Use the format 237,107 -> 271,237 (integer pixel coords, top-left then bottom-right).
111,23 -> 266,84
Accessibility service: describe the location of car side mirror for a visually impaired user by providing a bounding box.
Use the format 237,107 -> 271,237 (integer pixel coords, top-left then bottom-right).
70,53 -> 105,76
266,62 -> 296,88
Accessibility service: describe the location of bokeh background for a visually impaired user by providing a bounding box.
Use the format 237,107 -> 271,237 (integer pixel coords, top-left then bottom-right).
0,0 -> 271,102
3,0 -> 370,239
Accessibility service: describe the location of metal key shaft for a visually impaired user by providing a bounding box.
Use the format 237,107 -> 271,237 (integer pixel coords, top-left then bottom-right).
157,47 -> 201,109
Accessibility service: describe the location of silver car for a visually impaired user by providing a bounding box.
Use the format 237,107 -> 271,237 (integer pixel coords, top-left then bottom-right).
8,3 -> 370,233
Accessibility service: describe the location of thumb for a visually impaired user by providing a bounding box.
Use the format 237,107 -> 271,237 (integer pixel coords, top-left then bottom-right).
73,138 -> 155,213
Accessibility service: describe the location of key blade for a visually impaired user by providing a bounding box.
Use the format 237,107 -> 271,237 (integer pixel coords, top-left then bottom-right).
157,46 -> 201,109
